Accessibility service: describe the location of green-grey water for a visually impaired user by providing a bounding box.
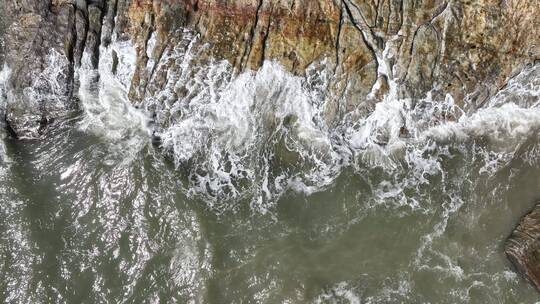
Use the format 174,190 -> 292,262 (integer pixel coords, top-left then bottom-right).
1,108 -> 540,303
1,38 -> 540,302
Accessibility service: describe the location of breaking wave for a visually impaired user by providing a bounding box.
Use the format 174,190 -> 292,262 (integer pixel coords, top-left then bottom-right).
71,31 -> 540,216
0,27 -> 539,303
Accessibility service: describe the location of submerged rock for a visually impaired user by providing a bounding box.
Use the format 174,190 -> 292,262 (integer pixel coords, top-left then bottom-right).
505,203 -> 540,291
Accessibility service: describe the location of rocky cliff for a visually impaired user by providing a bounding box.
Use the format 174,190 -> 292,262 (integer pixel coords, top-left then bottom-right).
122,0 -> 540,121
0,0 -> 539,138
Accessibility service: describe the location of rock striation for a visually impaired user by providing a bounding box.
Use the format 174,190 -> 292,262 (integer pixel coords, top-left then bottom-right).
505,203 -> 540,291
0,0 -> 539,136
126,0 -> 540,105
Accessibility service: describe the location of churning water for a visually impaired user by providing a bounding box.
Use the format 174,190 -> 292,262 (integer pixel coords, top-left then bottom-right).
1,31 -> 540,303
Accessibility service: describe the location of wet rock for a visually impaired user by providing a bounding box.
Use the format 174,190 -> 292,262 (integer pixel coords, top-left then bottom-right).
84,4 -> 104,68
1,0 -> 105,137
123,0 -> 539,114
3,2 -> 76,138
1,0 -> 539,137
0,2 -> 6,66
505,203 -> 540,291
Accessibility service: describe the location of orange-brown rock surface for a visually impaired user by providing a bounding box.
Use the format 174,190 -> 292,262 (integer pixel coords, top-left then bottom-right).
0,0 -> 539,134
124,0 -> 540,107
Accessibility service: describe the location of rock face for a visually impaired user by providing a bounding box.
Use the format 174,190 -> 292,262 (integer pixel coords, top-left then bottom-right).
1,1 -> 76,137
126,0 -> 540,105
0,0 -> 539,136
0,0 -> 119,137
3,4 -> 75,138
505,203 -> 540,291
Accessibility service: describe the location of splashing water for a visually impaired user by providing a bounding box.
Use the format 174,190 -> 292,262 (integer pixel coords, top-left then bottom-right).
146,47 -> 540,214
1,30 -> 540,303
77,40 -> 150,163
0,65 -> 10,162
154,60 -> 342,211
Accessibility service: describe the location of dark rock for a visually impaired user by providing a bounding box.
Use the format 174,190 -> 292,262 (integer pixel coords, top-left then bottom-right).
151,132 -> 161,147
111,49 -> 118,75
505,203 -> 540,291
84,4 -> 104,68
2,0 -> 78,137
4,118 -> 19,139
73,8 -> 88,66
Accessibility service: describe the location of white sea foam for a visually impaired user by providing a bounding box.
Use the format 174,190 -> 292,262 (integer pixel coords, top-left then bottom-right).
72,28 -> 540,215
157,60 -> 340,208
77,40 -> 150,162
487,64 -> 540,108
24,49 -> 71,116
0,64 -> 10,163
424,103 -> 540,150
0,64 -> 9,104
130,32 -> 344,210
0,50 -> 72,139
314,282 -> 361,304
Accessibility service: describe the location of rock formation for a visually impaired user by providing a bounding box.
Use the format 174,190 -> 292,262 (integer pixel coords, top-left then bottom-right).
0,0 -> 539,135
125,0 -> 540,107
505,203 -> 540,291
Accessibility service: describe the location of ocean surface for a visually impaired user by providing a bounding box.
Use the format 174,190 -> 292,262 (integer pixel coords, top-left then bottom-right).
1,32 -> 540,303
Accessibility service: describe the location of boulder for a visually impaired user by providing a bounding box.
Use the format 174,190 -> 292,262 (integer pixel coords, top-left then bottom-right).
505,203 -> 540,291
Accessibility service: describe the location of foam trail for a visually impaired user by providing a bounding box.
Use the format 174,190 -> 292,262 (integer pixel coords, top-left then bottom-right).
73,28 -> 540,215
0,65 -> 11,163
155,60 -> 343,211
315,282 -> 361,304
424,103 -> 540,149
77,41 -> 150,161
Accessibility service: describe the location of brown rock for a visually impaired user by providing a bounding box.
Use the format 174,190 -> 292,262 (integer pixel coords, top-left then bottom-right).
123,0 -> 539,112
505,203 -> 540,291
1,0 -> 539,136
